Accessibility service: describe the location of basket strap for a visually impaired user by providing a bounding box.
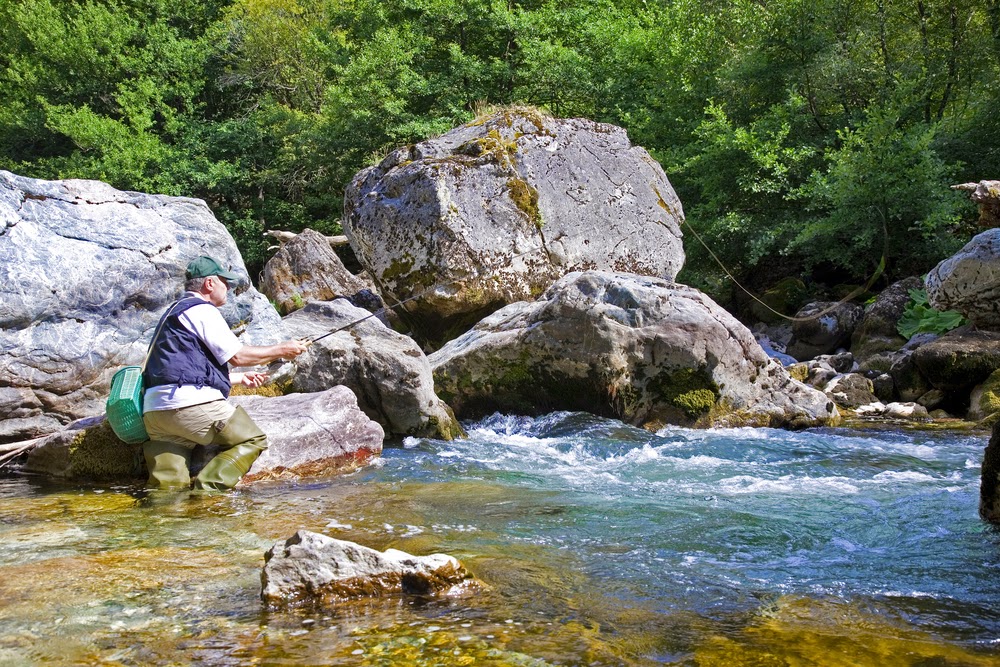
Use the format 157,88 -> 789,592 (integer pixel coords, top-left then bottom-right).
141,296 -> 202,372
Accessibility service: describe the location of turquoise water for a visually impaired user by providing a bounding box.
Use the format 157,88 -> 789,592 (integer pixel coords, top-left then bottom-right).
0,413 -> 998,665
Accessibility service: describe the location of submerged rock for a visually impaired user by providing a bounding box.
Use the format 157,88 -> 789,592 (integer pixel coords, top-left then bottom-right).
261,530 -> 478,607
343,108 -> 685,345
23,387 -> 384,483
0,170 -> 283,442
430,271 -> 838,430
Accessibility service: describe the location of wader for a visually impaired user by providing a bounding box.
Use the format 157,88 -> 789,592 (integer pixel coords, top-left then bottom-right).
143,406 -> 267,491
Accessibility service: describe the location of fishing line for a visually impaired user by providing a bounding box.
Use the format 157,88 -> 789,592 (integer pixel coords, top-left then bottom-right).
679,216 -> 887,323
298,214 -> 888,344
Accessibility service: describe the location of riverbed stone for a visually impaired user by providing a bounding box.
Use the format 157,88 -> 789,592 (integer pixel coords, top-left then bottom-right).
22,387 -> 383,482
823,373 -> 878,410
911,326 -> 1000,393
280,300 -> 463,440
429,271 -> 838,430
261,529 -> 478,607
0,170 -> 284,442
343,108 -> 685,346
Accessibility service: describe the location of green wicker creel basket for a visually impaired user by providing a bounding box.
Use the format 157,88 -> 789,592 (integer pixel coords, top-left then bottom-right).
106,366 -> 148,444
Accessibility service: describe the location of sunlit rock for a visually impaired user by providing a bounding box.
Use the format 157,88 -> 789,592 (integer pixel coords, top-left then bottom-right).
343,108 -> 685,345
0,170 -> 283,442
430,271 -> 839,430
926,227 -> 1000,330
261,530 -> 479,607
280,300 -> 463,440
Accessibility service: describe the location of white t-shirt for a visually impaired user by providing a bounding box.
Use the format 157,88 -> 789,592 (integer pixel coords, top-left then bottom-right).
143,298 -> 243,412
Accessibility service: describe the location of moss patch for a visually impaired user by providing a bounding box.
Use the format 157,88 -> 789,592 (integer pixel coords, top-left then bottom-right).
67,421 -> 144,481
507,177 -> 541,227
647,368 -> 720,421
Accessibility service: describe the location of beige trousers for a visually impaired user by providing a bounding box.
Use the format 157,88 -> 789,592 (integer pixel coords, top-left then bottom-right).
143,400 -> 237,449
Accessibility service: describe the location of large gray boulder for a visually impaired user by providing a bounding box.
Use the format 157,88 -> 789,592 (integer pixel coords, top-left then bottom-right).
429,271 -> 839,429
343,109 -> 685,345
926,228 -> 1000,330
261,530 -> 478,608
0,171 -> 284,442
281,300 -> 463,440
22,387 -> 383,482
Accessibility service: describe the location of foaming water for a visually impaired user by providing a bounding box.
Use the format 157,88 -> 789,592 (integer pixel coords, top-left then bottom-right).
1,414 -> 998,665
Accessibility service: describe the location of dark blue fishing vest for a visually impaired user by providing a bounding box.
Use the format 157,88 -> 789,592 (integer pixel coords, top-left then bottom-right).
143,295 -> 232,397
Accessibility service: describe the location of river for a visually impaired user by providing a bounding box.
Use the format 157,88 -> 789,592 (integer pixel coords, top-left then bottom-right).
1,412 -> 998,665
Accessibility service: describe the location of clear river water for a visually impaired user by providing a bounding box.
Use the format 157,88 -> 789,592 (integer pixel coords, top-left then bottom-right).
1,412 -> 998,666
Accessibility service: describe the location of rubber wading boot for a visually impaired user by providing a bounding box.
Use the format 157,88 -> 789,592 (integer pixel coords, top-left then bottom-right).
193,406 -> 268,491
143,440 -> 193,489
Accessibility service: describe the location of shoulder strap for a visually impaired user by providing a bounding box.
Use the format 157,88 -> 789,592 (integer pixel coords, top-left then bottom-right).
141,296 -> 205,371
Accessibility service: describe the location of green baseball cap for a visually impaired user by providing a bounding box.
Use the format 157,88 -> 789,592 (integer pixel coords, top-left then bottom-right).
185,256 -> 240,281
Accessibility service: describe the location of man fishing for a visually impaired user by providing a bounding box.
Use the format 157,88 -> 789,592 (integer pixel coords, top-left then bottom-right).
141,256 -> 308,491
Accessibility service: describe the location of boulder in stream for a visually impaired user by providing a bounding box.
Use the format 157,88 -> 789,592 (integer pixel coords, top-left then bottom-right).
0,170 -> 283,442
343,108 -> 685,345
430,271 -> 839,429
261,530 -> 479,608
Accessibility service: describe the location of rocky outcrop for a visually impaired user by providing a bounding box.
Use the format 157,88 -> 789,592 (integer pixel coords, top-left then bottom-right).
261,530 -> 478,607
260,228 -> 386,318
22,387 -> 383,482
281,300 -> 463,440
851,277 -> 922,365
786,301 -> 864,361
0,171 -> 283,442
343,108 -> 685,345
430,271 -> 839,430
925,228 -> 1000,330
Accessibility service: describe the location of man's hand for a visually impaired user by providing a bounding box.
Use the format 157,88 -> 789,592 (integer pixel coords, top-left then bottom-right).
280,339 -> 310,360
229,339 -> 311,367
240,371 -> 268,388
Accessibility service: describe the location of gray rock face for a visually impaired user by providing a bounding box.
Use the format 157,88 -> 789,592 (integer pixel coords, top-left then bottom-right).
926,228 -> 1000,330
260,228 -> 382,316
281,301 -> 463,440
429,271 -> 838,429
23,387 -> 383,482
343,109 -> 685,344
261,530 -> 477,607
786,301 -> 864,361
0,171 -> 284,442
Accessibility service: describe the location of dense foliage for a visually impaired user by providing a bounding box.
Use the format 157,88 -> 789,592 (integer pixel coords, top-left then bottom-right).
2,0 -> 995,295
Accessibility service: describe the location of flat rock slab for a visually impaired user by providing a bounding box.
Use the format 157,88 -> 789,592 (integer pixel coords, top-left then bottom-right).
261,530 -> 480,608
23,387 -> 384,483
